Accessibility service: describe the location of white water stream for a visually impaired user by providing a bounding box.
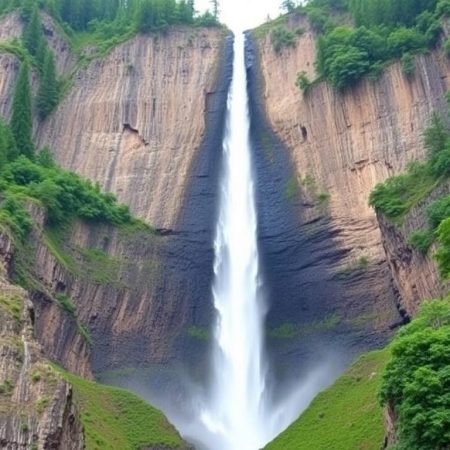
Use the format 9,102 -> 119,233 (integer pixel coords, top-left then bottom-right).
199,30 -> 268,450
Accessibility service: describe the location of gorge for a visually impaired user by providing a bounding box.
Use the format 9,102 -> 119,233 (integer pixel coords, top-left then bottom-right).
0,0 -> 450,449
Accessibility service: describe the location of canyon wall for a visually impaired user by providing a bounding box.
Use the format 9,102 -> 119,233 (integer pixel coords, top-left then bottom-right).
0,232 -> 84,450
0,13 -> 231,376
377,183 -> 450,316
249,14 -> 450,352
37,26 -> 228,229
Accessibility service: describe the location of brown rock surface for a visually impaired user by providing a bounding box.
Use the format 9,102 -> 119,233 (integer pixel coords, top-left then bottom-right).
0,231 -> 84,449
378,183 -> 450,316
37,28 -> 227,229
253,15 -> 450,316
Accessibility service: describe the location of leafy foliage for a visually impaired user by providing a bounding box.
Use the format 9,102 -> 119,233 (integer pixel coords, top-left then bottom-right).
380,299 -> 450,450
271,26 -> 296,52
0,119 -> 135,241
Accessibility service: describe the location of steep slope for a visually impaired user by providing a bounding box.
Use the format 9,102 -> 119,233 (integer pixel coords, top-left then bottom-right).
265,349 -> 390,450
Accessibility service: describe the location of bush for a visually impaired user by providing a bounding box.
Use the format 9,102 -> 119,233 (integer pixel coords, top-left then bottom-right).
296,71 -> 311,91
387,28 -> 427,58
271,26 -> 296,53
380,299 -> 450,450
369,162 -> 436,220
437,0 -> 450,16
401,52 -> 415,77
408,229 -> 434,253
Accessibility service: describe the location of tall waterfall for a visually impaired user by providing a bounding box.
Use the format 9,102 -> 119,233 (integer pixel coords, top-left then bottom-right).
200,30 -> 268,450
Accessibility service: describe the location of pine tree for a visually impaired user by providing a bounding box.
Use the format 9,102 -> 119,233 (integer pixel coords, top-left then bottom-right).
11,62 -> 34,158
210,0 -> 219,20
22,4 -> 43,56
37,49 -> 59,119
0,119 -> 17,166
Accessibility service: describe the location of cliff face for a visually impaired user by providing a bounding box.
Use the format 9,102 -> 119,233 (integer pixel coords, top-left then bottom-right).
0,232 -> 84,450
377,183 -> 450,316
0,13 -> 231,376
250,15 -> 450,360
37,27 -> 227,229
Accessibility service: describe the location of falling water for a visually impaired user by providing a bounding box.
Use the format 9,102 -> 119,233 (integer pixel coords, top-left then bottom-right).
99,28 -> 342,450
199,30 -> 268,450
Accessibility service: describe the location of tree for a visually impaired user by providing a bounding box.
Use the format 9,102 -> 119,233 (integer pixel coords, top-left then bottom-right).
22,4 -> 43,56
210,0 -> 218,20
281,0 -> 296,13
37,49 -> 59,118
0,119 -> 17,166
380,299 -> 450,449
11,62 -> 34,158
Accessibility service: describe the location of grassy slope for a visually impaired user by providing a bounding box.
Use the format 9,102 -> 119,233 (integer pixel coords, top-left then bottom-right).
265,349 -> 390,450
61,370 -> 185,450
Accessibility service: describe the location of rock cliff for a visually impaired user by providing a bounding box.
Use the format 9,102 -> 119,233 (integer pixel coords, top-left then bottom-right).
0,231 -> 84,450
0,12 -> 231,376
248,14 -> 450,370
37,26 -> 227,229
377,183 -> 450,316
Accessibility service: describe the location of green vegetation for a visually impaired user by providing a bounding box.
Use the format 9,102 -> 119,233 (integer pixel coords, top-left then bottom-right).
380,298 -> 450,450
271,25 -> 296,52
295,71 -> 311,92
0,0 -> 219,47
268,314 -> 341,339
187,325 -> 209,340
57,368 -> 185,450
55,292 -> 76,315
270,0 -> 446,91
0,293 -> 22,321
265,349 -> 389,449
11,63 -> 34,158
369,111 -> 450,276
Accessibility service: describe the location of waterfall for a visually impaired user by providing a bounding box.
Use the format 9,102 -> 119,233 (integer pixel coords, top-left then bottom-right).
199,30 -> 268,450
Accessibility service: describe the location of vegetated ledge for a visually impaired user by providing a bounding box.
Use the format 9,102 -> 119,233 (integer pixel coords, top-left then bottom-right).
3,199 -> 190,375
376,180 -> 450,317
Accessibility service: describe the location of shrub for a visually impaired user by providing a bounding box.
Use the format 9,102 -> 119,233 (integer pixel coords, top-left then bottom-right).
408,229 -> 434,254
380,299 -> 450,450
296,71 -> 311,91
427,196 -> 450,228
271,26 -> 296,53
401,52 -> 415,77
387,28 -> 427,58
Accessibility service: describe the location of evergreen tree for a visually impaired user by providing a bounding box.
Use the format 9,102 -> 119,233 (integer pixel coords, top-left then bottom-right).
0,119 -> 18,166
210,0 -> 218,19
22,4 -> 43,56
11,62 -> 34,158
37,49 -> 59,118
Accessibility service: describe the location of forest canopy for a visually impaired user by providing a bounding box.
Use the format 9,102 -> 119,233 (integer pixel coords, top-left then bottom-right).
0,0 -> 220,36
279,0 -> 449,89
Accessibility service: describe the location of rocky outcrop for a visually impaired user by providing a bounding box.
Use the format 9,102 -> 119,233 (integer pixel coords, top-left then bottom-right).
377,183 -> 450,316
0,231 -> 84,449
